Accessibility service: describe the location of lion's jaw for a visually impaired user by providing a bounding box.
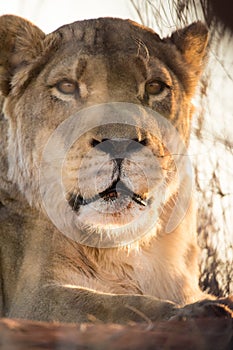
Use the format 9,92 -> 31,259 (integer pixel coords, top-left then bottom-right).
66,165 -> 164,246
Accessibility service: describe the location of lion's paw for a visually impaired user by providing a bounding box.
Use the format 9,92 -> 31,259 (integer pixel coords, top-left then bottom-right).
172,296 -> 233,320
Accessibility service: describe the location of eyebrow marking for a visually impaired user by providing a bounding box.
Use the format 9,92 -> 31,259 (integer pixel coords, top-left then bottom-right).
134,37 -> 150,62
75,57 -> 87,80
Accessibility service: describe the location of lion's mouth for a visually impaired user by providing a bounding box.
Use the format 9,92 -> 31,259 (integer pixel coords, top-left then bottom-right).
68,180 -> 147,212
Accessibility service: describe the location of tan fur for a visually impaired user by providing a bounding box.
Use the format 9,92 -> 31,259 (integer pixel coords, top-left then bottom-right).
0,15 -> 217,323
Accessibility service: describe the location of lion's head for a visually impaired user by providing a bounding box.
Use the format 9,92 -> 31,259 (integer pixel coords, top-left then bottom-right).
0,16 -> 208,247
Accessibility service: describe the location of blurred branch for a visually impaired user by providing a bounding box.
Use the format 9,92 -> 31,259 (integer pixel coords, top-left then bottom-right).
130,0 -> 146,25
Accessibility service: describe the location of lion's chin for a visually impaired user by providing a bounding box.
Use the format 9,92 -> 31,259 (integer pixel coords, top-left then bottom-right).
77,195 -> 147,226
68,195 -> 159,248
67,181 -> 149,229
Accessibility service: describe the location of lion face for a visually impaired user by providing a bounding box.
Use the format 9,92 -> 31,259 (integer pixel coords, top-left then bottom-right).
0,16 -> 208,246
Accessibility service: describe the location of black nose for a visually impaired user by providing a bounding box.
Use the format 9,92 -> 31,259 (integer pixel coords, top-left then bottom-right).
90,138 -> 147,157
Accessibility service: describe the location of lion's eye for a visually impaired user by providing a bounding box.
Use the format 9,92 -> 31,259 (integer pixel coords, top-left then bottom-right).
56,80 -> 78,95
145,80 -> 167,95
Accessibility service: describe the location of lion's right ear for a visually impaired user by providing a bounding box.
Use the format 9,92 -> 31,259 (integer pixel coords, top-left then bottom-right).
169,22 -> 209,76
0,15 -> 45,96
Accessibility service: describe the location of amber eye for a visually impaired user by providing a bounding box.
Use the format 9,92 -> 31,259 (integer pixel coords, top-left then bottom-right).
56,80 -> 78,95
145,80 -> 166,95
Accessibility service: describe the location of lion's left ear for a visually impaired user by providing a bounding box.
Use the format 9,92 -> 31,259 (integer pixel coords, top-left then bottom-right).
0,15 -> 45,95
169,21 -> 209,75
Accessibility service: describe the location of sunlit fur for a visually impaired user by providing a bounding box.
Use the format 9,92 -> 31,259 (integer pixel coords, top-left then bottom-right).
0,15 -> 212,323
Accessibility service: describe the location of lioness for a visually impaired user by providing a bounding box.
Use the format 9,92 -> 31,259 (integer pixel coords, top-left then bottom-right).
0,15 -> 231,323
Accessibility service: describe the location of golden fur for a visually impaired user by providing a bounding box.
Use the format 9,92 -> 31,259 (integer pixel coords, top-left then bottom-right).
1,15 -> 228,323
